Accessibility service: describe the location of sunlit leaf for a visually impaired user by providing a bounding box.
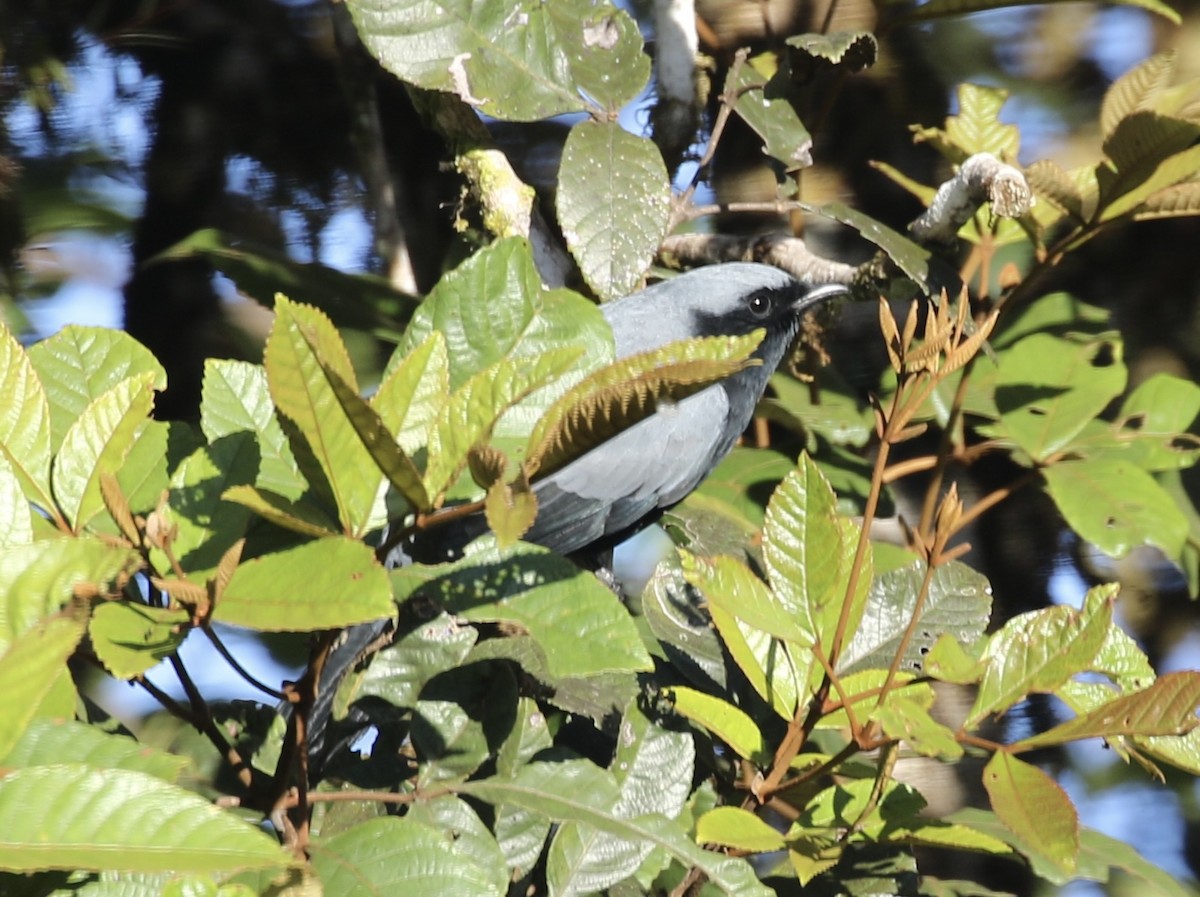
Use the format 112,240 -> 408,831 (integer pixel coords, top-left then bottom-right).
0,613 -> 86,760
981,752 -> 1078,879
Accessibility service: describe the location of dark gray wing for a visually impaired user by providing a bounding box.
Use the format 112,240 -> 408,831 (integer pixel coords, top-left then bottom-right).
523,384 -> 732,554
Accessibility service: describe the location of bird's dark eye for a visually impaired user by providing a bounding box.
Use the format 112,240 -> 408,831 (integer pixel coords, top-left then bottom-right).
747,292 -> 773,317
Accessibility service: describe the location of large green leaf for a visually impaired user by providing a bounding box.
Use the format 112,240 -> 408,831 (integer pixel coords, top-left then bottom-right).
346,0 -> 648,121
375,331 -> 450,455
217,537 -> 392,631
839,560 -> 992,675
2,718 -> 186,782
0,614 -> 87,761
0,539 -> 141,652
355,612 -> 477,712
89,602 -> 190,679
200,360 -> 306,501
400,237 -> 610,398
52,373 -> 157,532
0,322 -> 53,514
313,815 -> 502,897
390,543 -> 652,679
556,120 -> 670,301
0,765 -> 287,873
981,752 -> 1078,879
27,326 -> 166,455
413,661 -> 518,786
264,297 -> 382,535
403,797 -> 509,896
994,333 -> 1126,462
731,57 -> 813,171
460,760 -> 773,897
0,455 -> 33,547
547,701 -> 694,897
1044,458 -> 1188,559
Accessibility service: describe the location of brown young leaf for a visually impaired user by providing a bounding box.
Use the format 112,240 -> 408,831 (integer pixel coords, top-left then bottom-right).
100,472 -> 139,546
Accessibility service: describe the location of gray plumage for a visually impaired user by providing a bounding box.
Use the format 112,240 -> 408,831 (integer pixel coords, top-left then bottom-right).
309,263 -> 848,774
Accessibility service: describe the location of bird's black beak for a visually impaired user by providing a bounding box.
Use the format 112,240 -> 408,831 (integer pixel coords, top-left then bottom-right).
794,282 -> 851,313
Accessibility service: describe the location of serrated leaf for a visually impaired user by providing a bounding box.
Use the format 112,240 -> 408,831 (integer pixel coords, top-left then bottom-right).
460,760 -> 772,897
696,806 -> 786,853
2,718 -> 186,782
967,586 -> 1113,728
424,348 -> 582,499
1044,458 -> 1188,559
0,539 -> 141,652
1101,52 -> 1177,138
53,374 -> 157,532
313,815 -> 502,897
1026,159 -> 1087,222
1134,180 -> 1200,220
667,685 -> 767,764
484,476 -> 536,549
0,455 -> 33,547
818,202 -> 931,291
1097,114 -> 1200,221
839,559 -> 992,675
375,331 -> 450,455
994,333 -> 1126,461
525,331 -> 763,481
557,120 -> 670,301
89,602 -> 190,679
217,537 -> 392,631
390,543 -> 652,679
548,701 -> 694,897
680,551 -> 811,645
730,60 -> 813,171
346,0 -> 648,121
0,322 -> 53,514
0,614 -> 87,760
1013,670 -> 1200,752
981,752 -> 1078,879
152,435 -> 257,584
265,297 -> 381,535
220,486 -> 339,539
27,326 -> 166,456
785,30 -> 877,72
762,454 -> 865,658
947,84 -> 1020,161
200,360 -> 305,501
0,765 -> 287,873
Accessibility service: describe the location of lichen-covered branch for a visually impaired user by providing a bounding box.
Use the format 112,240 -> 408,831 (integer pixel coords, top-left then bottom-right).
660,232 -> 858,285
909,152 -> 1034,244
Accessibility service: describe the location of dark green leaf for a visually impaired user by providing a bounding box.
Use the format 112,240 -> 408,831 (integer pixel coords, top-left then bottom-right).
818,202 -> 931,291
731,59 -> 812,171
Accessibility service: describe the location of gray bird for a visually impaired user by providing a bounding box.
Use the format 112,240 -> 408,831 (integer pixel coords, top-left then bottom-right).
308,263 -> 848,771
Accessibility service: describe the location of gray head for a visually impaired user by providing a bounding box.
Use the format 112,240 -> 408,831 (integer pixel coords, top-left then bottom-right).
602,263 -> 849,368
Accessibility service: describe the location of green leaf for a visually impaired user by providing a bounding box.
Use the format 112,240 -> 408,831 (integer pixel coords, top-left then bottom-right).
390,543 -> 652,679
375,331 -> 450,455
0,765 -> 287,873
217,537 -> 392,631
667,685 -> 767,764
200,360 -> 306,501
1110,373 -> 1200,470
994,333 -> 1126,461
762,454 -> 866,657
839,559 -> 992,675
27,325 -> 166,456
763,370 -> 875,448
680,446 -> 794,535
557,121 -> 670,301
966,586 -> 1113,728
0,455 -> 33,547
548,701 -> 694,896
1097,113 -> 1200,221
413,661 -> 517,786
873,693 -> 963,760
0,321 -> 53,514
1044,458 -> 1188,559
0,539 -> 141,652
641,554 -> 729,690
990,291 -> 1110,350
945,84 -> 1020,161
89,602 -> 190,679
460,760 -> 773,897
785,30 -> 878,74
0,614 -> 87,761
399,238 -> 611,441
264,297 -> 382,535
525,330 -> 764,481
220,485 -> 340,539
696,806 -> 786,853
52,373 -> 157,532
493,698 -> 554,873
1100,52 -> 1178,138
154,228 -> 412,332
818,201 -> 931,291
1013,670 -> 1200,752
152,435 -> 258,584
403,797 -> 509,896
2,718 -> 186,782
681,551 -> 811,645
731,59 -> 813,171
345,0 -> 648,120
423,347 -> 582,498
980,752 -> 1078,879
355,611 -> 476,713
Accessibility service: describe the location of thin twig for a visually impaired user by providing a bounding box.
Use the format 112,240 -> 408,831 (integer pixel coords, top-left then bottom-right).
202,625 -> 286,700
